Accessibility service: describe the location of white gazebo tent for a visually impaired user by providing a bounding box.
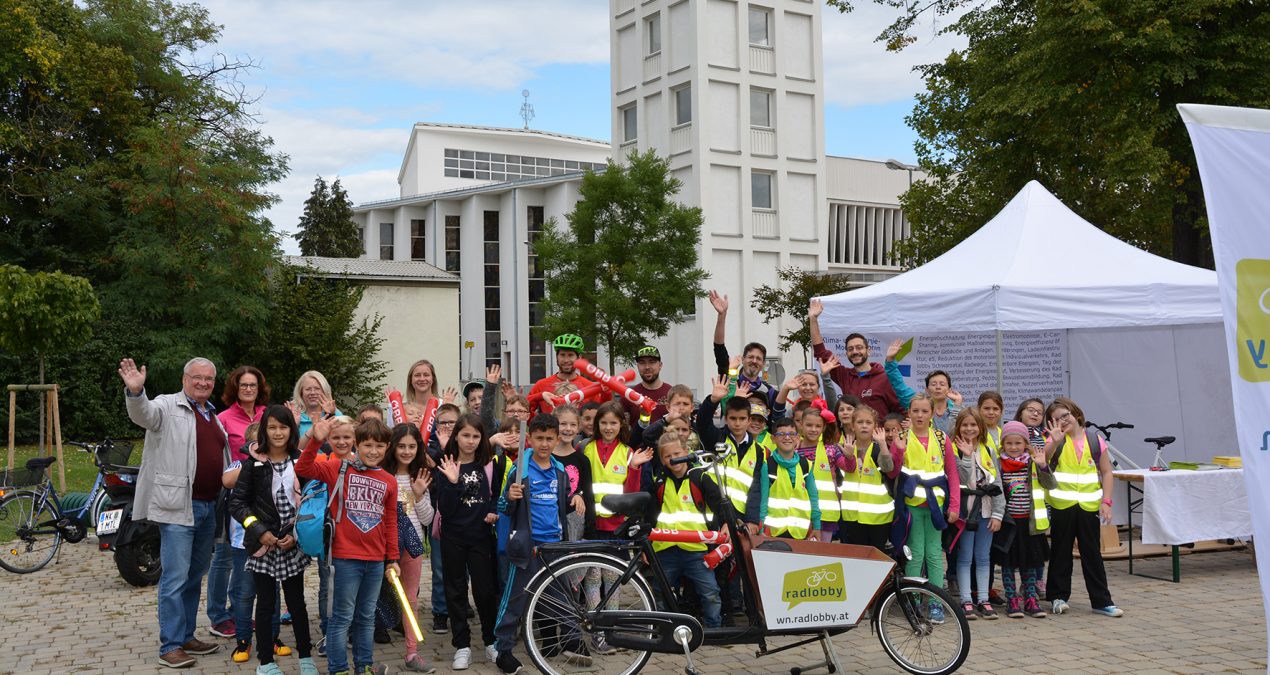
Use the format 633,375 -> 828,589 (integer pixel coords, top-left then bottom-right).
817,181 -> 1234,468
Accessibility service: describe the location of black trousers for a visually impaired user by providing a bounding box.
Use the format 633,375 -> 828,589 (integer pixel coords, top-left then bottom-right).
1046,505 -> 1113,608
441,536 -> 499,650
843,522 -> 891,551
255,571 -> 311,663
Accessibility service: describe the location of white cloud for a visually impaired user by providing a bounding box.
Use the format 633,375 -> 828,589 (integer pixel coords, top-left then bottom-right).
821,4 -> 966,108
199,0 -> 609,90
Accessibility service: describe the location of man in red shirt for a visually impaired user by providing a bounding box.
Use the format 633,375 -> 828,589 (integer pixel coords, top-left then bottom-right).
528,334 -> 606,415
808,299 -> 904,419
621,345 -> 671,425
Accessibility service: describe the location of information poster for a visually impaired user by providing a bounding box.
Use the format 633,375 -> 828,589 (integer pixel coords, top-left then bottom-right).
819,330 -> 1068,411
751,549 -> 894,630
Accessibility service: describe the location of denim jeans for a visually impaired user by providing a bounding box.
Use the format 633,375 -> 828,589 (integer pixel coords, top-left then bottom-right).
430,533 -> 447,617
956,517 -> 995,604
318,554 -> 331,635
327,558 -> 384,673
657,548 -> 722,628
157,499 -> 217,656
205,539 -> 233,625
231,547 -> 282,644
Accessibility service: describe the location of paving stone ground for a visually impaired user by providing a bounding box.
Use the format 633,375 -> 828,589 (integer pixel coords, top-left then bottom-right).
0,542 -> 1264,674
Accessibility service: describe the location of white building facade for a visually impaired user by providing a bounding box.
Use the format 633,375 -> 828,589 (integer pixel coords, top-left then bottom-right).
352,0 -> 917,389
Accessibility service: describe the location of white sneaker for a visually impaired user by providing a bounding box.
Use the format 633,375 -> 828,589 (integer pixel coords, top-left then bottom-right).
452,647 -> 472,670
485,645 -> 498,662
1051,599 -> 1070,615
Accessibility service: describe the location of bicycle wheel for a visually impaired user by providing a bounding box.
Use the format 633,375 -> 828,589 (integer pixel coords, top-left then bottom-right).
0,490 -> 63,574
873,579 -> 970,675
522,553 -> 656,675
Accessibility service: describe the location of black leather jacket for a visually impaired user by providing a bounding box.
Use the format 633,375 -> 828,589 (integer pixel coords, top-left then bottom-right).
229,449 -> 302,555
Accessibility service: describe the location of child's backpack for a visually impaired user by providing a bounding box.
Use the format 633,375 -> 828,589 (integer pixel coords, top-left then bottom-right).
296,461 -> 349,558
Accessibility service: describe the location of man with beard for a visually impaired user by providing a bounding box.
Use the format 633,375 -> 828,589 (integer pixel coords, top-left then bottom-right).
807,299 -> 903,418
621,345 -> 672,425
530,333 -> 605,415
709,290 -> 778,406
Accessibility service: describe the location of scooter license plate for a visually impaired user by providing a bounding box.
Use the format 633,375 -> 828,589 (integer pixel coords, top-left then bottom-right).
97,509 -> 123,535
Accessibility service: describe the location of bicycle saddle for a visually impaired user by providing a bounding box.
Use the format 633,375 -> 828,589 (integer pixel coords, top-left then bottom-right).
1144,436 -> 1176,446
25,456 -> 57,470
601,492 -> 651,518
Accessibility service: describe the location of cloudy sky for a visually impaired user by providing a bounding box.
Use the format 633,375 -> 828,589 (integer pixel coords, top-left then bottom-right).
194,1 -> 963,253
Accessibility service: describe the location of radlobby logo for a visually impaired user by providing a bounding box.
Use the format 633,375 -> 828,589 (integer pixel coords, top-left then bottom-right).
782,562 -> 846,609
1237,258 -> 1270,382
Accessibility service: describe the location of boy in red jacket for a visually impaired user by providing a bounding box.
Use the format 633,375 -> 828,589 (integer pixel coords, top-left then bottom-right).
299,417 -> 399,675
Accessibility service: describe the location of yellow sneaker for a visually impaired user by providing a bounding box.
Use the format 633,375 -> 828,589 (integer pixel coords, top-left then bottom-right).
232,640 -> 251,663
273,639 -> 292,657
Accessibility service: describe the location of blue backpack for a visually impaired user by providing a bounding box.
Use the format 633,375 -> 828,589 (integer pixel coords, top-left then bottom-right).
296,461 -> 349,558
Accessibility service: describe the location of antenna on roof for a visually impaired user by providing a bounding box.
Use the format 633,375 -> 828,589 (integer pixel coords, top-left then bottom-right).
520,89 -> 535,130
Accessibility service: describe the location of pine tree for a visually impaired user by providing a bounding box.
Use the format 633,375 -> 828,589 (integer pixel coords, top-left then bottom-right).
296,176 -> 362,257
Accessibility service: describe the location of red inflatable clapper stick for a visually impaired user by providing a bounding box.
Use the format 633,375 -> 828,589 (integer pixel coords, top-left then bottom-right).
417,398 -> 440,448
572,358 -> 656,413
387,390 -> 406,425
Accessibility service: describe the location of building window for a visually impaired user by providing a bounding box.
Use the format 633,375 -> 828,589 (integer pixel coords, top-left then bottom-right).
444,149 -> 606,181
410,219 -> 426,260
750,89 -> 772,128
527,205 -> 548,381
749,6 -> 772,47
357,225 -> 365,254
379,222 -> 394,260
752,171 -> 774,210
674,86 -> 692,126
621,105 -> 638,143
444,215 -> 461,272
647,14 -> 661,54
483,210 -> 501,368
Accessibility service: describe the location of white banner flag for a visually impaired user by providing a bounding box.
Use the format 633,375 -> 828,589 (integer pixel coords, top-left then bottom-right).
1180,103 -> 1270,655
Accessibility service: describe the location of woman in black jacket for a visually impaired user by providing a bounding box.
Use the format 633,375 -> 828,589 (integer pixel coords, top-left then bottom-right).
229,405 -> 317,675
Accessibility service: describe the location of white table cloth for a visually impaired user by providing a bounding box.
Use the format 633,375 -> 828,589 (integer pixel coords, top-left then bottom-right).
1113,468 -> 1252,545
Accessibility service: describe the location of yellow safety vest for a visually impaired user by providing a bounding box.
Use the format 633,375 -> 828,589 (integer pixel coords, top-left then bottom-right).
842,443 -> 895,526
902,430 -> 947,508
1001,458 -> 1050,531
975,442 -> 997,481
1047,435 -> 1102,512
586,440 -> 632,519
767,458 -> 813,540
810,440 -> 841,525
721,435 -> 764,514
652,477 -> 711,552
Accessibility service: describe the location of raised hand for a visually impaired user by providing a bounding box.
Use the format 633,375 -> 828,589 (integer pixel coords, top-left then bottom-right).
285,400 -> 303,425
411,468 -> 432,497
819,353 -> 841,375
808,298 -> 823,319
441,386 -> 459,405
310,416 -> 333,443
886,338 -> 903,361
486,363 -> 502,384
1045,418 -> 1064,442
317,390 -> 337,416
710,375 -> 730,402
438,455 -> 461,484
734,380 -> 752,399
709,290 -> 729,315
117,358 -> 147,394
728,354 -> 742,372
629,447 -> 654,468
948,389 -> 964,406
872,427 -> 887,448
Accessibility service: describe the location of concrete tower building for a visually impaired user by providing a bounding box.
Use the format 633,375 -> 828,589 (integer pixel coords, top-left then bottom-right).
610,0 -> 828,381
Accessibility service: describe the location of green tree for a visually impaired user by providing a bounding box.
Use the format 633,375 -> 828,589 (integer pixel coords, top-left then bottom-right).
246,264 -> 388,412
296,176 -> 361,257
751,267 -> 855,366
0,266 -> 101,371
887,0 -> 1270,268
0,0 -> 287,432
534,150 -> 708,372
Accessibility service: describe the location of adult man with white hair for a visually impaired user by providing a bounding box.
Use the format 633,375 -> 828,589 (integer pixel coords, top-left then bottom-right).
120,356 -> 231,669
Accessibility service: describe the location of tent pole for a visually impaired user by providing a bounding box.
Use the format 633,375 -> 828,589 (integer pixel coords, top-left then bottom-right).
995,329 -> 1004,393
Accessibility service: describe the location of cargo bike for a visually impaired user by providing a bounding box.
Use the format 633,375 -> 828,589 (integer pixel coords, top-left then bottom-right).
513,444 -> 971,675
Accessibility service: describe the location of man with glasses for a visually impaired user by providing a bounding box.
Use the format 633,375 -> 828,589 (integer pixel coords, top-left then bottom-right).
119,356 -> 232,668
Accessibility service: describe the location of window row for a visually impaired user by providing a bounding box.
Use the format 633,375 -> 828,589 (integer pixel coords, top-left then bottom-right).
620,86 -> 775,144
443,149 -> 604,181
640,6 -> 771,56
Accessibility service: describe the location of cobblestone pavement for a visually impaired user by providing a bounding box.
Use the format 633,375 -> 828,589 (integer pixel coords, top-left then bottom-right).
0,542 -> 1264,674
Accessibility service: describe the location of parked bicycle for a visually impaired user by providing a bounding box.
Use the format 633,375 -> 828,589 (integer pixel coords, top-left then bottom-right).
514,444 -> 971,675
0,439 -> 136,574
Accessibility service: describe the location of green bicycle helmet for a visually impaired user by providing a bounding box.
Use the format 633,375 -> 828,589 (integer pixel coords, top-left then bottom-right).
553,333 -> 585,352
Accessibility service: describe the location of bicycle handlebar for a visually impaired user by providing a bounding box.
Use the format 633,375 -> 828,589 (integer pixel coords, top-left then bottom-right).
1086,421 -> 1133,431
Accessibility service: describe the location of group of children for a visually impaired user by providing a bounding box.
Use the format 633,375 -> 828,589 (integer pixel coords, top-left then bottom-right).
218,356 -> 1122,675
